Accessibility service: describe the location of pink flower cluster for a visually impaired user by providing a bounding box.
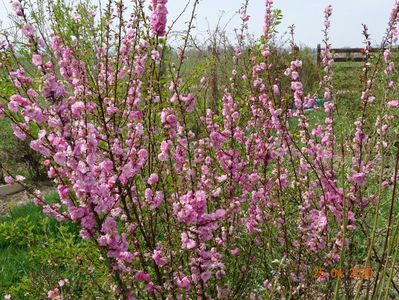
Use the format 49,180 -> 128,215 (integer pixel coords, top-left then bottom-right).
150,0 -> 168,37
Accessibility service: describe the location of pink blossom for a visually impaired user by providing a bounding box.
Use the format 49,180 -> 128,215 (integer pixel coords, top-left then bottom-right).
71,101 -> 85,116
263,0 -> 274,40
147,173 -> 159,185
384,49 -> 391,63
150,0 -> 168,36
149,191 -> 164,209
201,271 -> 211,283
272,84 -> 280,95
12,124 -> 27,140
22,105 -> 44,122
42,74 -> 65,99
176,276 -> 191,289
138,148 -> 148,160
324,5 -> 333,16
292,59 -> 303,68
134,272 -> 151,282
32,54 -> 43,66
263,279 -> 272,290
4,176 -> 14,184
230,247 -> 240,256
37,37 -> 46,48
8,100 -> 19,112
152,249 -> 167,266
101,217 -> 117,234
210,132 -> 226,149
58,278 -> 68,287
47,288 -> 59,299
54,152 -> 66,165
21,24 -> 35,37
15,175 -> 25,182
11,0 -> 22,16
27,88 -> 39,98
181,233 -> 196,249
144,188 -> 153,202
99,160 -> 113,174
151,49 -> 161,63
30,139 -> 51,156
352,172 -> 366,186
240,7 -> 250,22
10,95 -> 29,106
145,283 -> 154,293
387,100 -> 399,107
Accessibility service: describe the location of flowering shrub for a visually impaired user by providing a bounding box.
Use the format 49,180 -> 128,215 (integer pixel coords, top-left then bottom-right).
1,0 -> 399,298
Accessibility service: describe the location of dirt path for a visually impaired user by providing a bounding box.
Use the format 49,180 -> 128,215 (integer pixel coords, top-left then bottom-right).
0,184 -> 55,216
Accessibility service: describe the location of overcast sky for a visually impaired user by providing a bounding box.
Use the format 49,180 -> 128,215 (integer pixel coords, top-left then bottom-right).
168,0 -> 395,48
0,0 -> 395,48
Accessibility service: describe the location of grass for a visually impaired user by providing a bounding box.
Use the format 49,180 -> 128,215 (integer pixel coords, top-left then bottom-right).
0,193 -> 62,291
0,247 -> 36,290
0,194 -> 74,296
0,192 -> 110,299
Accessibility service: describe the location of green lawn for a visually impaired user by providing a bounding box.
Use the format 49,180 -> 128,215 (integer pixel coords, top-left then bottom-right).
0,193 -> 110,299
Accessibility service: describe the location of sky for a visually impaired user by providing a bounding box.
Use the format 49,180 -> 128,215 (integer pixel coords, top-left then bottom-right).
0,0 -> 395,48
166,0 -> 395,48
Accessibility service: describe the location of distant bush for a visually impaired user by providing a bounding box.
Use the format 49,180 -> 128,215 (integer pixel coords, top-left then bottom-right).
0,119 -> 46,184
